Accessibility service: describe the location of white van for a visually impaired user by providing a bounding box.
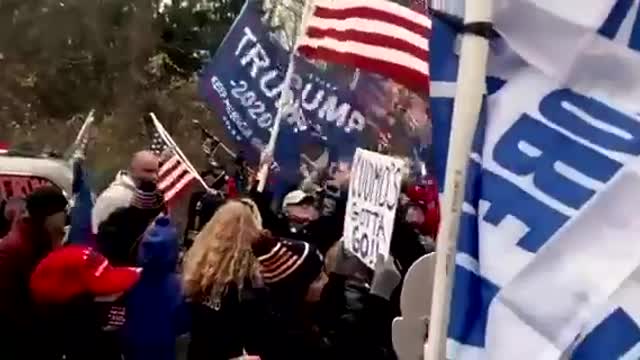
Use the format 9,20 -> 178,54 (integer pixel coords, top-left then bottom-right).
0,154 -> 72,201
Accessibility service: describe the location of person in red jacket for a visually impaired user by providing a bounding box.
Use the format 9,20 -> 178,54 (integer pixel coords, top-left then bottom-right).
0,197 -> 26,238
0,187 -> 68,359
29,244 -> 141,360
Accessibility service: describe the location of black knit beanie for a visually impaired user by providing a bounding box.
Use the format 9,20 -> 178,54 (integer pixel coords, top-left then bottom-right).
26,186 -> 68,221
256,239 -> 324,298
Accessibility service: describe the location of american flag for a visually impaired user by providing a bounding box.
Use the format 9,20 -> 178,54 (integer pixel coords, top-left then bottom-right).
297,0 -> 431,93
0,142 -> 8,155
150,126 -> 196,203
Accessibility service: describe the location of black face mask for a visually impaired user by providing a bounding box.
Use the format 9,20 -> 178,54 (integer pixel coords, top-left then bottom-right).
284,222 -> 303,236
53,295 -> 102,332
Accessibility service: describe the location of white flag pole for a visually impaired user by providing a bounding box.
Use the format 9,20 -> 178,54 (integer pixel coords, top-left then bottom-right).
425,0 -> 493,359
256,60 -> 295,192
217,141 -> 237,159
256,0 -> 314,192
149,113 -> 214,193
68,109 -> 96,160
73,110 -> 95,148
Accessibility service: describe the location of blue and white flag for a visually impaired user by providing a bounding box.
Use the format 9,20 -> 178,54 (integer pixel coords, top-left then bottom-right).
431,3 -> 640,358
493,0 -> 640,112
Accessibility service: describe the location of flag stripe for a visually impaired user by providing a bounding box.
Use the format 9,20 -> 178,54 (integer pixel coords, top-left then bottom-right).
313,0 -> 432,29
313,5 -> 430,35
164,170 -> 195,202
298,45 -> 429,92
298,0 -> 431,93
305,26 -> 429,61
299,37 -> 429,76
158,160 -> 188,191
159,156 -> 181,177
306,15 -> 429,53
159,165 -> 191,200
158,162 -> 183,189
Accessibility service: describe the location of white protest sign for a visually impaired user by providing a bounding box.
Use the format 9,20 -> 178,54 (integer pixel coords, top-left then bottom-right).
343,148 -> 404,268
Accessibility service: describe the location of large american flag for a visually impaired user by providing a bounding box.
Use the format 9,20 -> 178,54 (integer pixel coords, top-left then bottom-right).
297,0 -> 431,93
150,127 -> 196,203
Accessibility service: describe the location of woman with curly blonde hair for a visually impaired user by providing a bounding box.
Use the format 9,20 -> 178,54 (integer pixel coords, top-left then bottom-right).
183,199 -> 275,360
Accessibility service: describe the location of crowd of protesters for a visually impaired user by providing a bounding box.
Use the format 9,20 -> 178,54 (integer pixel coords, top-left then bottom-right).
0,148 -> 439,360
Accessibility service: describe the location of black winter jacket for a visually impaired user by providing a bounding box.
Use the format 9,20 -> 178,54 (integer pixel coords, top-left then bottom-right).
187,282 -> 277,360
183,191 -> 225,249
249,189 -> 345,255
271,273 -> 396,360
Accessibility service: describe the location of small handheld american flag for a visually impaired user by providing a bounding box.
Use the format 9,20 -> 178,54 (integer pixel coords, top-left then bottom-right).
149,122 -> 196,204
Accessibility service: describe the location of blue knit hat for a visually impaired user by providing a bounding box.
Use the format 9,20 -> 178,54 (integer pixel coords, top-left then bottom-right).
137,216 -> 178,270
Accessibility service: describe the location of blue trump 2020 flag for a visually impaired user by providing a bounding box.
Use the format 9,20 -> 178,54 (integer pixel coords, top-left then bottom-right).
431,2 -> 640,358
198,0 -> 391,169
198,0 -> 434,190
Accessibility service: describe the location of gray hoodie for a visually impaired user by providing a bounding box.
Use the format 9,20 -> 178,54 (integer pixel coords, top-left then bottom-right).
92,171 -> 137,233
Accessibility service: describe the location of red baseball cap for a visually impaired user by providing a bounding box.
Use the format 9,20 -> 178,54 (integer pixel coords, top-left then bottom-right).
30,245 -> 141,303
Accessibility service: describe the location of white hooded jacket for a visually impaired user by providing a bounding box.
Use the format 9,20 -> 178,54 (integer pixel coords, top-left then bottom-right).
91,171 -> 137,234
